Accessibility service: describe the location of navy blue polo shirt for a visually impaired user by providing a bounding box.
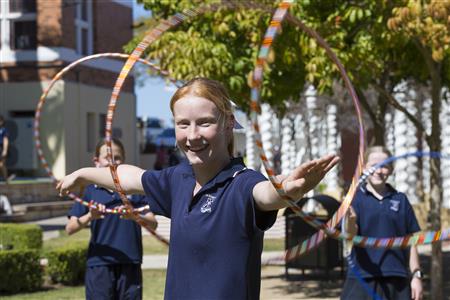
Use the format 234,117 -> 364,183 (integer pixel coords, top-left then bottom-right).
141,158 -> 277,300
349,184 -> 420,278
68,185 -> 145,267
0,127 -> 8,146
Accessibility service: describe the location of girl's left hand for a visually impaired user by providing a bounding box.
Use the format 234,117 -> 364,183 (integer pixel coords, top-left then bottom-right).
411,277 -> 423,300
282,154 -> 340,200
116,205 -> 137,220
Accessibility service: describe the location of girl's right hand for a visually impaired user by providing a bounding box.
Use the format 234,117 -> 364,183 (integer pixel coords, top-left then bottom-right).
89,202 -> 106,220
345,206 -> 358,236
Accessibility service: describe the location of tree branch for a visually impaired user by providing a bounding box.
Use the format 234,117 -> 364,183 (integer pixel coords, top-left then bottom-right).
371,82 -> 428,136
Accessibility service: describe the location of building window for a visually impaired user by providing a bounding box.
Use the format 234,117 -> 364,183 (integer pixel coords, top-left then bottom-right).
11,20 -> 37,49
75,0 -> 93,55
9,0 -> 36,13
0,0 -> 37,51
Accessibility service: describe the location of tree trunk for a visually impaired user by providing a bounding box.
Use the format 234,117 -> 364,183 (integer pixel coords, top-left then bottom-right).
428,73 -> 443,300
429,155 -> 443,300
415,91 -> 425,202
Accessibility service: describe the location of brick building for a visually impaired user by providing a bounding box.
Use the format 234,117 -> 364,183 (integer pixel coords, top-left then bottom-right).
0,0 -> 137,178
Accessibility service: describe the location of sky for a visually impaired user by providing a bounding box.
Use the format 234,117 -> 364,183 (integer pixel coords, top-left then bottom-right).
132,1 -> 176,127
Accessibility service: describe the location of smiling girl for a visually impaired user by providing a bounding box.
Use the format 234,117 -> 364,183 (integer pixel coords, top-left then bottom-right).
341,146 -> 423,300
57,77 -> 339,300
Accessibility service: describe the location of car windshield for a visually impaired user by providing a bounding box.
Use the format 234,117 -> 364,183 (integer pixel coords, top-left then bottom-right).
160,128 -> 175,137
147,119 -> 162,128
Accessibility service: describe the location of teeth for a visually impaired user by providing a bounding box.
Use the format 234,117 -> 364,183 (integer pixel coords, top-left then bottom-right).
188,145 -> 208,152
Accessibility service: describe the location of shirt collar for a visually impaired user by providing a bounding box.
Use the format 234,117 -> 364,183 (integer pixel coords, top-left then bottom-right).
207,157 -> 247,186
182,157 -> 247,198
359,182 -> 397,198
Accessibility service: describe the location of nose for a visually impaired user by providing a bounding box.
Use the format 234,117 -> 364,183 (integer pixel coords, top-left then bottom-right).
187,124 -> 201,141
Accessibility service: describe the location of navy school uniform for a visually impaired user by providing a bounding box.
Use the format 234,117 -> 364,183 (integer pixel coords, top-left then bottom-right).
341,184 -> 421,299
68,185 -> 146,300
141,158 -> 278,300
349,184 -> 420,279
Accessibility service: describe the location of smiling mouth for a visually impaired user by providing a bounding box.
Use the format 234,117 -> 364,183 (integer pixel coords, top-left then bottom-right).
187,144 -> 209,153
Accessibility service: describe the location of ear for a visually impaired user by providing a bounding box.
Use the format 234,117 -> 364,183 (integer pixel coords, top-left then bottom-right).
93,157 -> 100,168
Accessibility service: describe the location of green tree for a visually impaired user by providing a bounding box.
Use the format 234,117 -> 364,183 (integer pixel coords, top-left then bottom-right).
388,2 -> 450,299
128,3 -> 449,297
127,0 -> 307,116
296,1 -> 449,298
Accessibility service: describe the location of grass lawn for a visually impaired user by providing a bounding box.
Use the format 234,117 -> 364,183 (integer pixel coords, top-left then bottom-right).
43,229 -> 169,255
1,269 -> 166,300
44,231 -> 283,254
263,238 -> 285,252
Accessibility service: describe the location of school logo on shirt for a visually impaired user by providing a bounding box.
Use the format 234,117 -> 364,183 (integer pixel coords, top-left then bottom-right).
200,194 -> 216,213
389,200 -> 400,212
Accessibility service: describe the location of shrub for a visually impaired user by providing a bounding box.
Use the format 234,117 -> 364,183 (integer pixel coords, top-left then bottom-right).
0,249 -> 43,293
0,223 -> 42,250
46,245 -> 87,285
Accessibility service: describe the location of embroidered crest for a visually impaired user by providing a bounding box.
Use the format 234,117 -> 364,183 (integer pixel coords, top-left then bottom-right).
389,200 -> 400,212
200,194 -> 216,213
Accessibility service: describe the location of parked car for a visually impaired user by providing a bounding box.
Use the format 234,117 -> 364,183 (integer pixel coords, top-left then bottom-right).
145,117 -> 164,145
154,128 -> 176,147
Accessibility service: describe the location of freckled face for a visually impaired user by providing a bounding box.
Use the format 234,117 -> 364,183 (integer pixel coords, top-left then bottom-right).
366,152 -> 392,187
94,144 -> 124,168
173,95 -> 232,168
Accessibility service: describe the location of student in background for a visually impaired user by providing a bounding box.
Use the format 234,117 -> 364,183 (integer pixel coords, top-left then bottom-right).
66,138 -> 157,300
342,146 -> 423,300
0,116 -> 12,183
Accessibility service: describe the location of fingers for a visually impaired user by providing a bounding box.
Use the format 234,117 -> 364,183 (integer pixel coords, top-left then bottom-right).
347,206 -> 357,218
315,154 -> 340,171
304,154 -> 340,177
98,204 -> 106,213
56,180 -> 68,197
323,155 -> 340,172
289,160 -> 318,179
411,288 -> 416,300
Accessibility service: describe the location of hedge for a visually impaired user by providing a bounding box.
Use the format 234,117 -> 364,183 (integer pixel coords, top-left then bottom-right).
0,249 -> 43,293
0,223 -> 42,250
46,245 -> 87,285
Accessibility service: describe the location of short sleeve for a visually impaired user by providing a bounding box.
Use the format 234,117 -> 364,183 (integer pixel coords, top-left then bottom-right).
235,170 -> 278,236
405,196 -> 420,234
141,169 -> 173,217
351,191 -> 362,229
129,194 -> 149,208
67,186 -> 91,218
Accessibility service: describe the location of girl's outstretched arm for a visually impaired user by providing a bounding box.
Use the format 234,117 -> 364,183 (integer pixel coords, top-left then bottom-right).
57,164 -> 146,195
253,154 -> 340,211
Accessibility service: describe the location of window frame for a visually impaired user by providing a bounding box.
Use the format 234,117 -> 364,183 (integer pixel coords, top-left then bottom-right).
75,0 -> 93,55
0,0 -> 37,51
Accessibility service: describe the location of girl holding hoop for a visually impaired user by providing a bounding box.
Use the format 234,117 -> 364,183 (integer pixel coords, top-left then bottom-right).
342,146 -> 423,300
58,78 -> 339,299
66,138 -> 158,300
